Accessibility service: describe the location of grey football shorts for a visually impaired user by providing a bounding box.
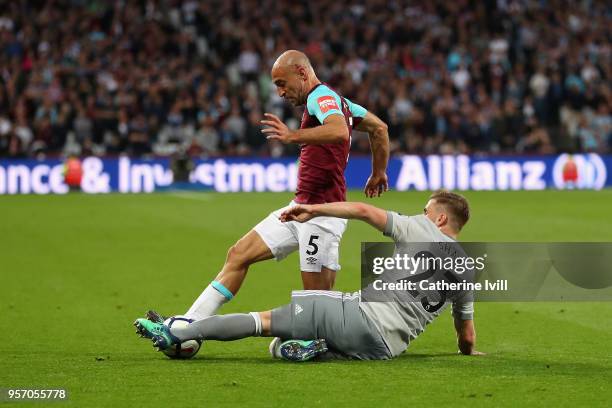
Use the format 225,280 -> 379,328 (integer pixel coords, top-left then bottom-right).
271,290 -> 392,360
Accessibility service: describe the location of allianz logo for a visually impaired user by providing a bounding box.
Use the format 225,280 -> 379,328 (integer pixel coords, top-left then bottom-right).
395,154 -> 606,191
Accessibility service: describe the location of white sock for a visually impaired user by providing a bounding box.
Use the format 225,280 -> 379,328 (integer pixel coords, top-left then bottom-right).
249,312 -> 263,336
185,281 -> 233,320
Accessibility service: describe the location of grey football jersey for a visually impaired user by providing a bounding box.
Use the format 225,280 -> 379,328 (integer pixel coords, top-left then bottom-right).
360,212 -> 474,357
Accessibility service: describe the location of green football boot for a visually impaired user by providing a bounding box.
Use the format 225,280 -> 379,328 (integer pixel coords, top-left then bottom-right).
279,339 -> 328,362
133,318 -> 180,350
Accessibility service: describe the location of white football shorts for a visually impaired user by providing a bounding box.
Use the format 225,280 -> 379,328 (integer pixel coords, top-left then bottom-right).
253,201 -> 348,272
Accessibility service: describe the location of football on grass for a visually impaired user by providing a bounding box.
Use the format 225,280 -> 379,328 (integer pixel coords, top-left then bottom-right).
162,316 -> 202,359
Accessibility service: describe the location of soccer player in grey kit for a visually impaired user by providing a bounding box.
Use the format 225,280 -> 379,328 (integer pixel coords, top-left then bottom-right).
135,191 -> 484,361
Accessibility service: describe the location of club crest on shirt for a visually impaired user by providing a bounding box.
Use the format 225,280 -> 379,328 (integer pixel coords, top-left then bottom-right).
317,96 -> 339,113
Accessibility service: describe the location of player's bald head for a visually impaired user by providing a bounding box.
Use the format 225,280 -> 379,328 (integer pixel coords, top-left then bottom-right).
272,50 -> 313,73
270,50 -> 319,106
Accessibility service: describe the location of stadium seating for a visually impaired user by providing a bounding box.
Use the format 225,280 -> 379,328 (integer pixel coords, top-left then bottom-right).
0,1 -> 609,158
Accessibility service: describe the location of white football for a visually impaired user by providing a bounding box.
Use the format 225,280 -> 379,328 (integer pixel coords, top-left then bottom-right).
161,316 -> 202,359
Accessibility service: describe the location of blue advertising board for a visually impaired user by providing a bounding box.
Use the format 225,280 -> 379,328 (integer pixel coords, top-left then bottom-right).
0,154 -> 609,194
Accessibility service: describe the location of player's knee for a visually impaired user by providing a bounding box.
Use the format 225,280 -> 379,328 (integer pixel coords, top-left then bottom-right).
226,243 -> 251,268
226,244 -> 242,264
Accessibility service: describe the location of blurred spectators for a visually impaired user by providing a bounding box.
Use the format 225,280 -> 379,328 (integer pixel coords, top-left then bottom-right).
0,0 -> 610,159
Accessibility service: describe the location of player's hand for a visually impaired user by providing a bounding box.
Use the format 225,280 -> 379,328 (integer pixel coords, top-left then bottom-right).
364,172 -> 389,197
261,113 -> 294,143
280,205 -> 315,223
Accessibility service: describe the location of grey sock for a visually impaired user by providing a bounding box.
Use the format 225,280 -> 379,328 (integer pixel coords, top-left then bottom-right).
170,314 -> 257,342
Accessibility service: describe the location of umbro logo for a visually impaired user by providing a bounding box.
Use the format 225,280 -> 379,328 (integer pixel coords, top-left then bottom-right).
306,256 -> 318,265
295,304 -> 303,315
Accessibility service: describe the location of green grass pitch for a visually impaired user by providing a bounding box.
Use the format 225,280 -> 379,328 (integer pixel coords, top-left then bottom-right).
1,190 -> 611,407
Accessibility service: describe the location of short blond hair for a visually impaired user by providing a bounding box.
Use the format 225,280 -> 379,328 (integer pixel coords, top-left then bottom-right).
429,190 -> 470,231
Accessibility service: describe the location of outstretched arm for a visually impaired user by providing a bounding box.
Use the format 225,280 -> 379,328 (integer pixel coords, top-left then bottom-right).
262,113 -> 348,144
355,112 -> 390,197
280,202 -> 388,232
454,318 -> 485,356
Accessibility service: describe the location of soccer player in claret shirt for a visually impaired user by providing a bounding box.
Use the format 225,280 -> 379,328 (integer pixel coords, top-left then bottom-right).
145,50 -> 390,323
135,191 -> 484,361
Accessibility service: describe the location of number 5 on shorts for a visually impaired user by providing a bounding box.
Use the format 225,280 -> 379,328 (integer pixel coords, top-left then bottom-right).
306,235 -> 319,255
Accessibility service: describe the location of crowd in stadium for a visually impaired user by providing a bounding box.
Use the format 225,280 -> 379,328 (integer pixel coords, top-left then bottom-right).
0,0 -> 610,159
